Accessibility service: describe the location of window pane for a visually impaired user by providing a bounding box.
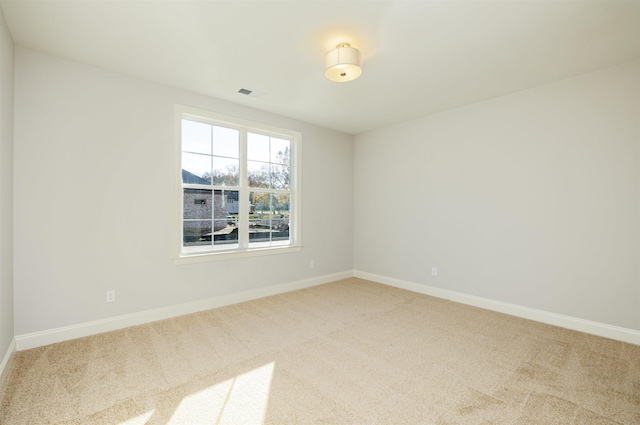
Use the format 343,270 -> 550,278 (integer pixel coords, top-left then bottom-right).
247,133 -> 270,162
248,192 -> 290,248
183,191 -> 240,250
183,188 -> 212,219
212,126 -> 239,158
213,219 -> 238,248
212,189 -> 239,248
248,160 -> 270,188
272,193 -> 290,244
250,192 -> 270,215
212,157 -> 239,186
224,190 -> 240,214
182,120 -> 211,155
182,153 -> 212,184
271,163 -> 289,190
183,220 -> 212,247
270,138 -> 289,163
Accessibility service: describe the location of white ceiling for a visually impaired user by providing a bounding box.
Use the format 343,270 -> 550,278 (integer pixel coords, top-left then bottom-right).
1,1 -> 638,135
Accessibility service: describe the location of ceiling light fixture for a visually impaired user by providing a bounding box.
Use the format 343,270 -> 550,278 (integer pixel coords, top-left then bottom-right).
324,43 -> 362,82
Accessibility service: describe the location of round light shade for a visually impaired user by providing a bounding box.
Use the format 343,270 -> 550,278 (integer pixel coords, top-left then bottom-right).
325,43 -> 362,82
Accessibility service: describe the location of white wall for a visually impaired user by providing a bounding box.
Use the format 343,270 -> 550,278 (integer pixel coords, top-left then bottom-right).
11,45 -> 639,340
0,9 -> 14,363
355,61 -> 640,331
13,47 -> 354,336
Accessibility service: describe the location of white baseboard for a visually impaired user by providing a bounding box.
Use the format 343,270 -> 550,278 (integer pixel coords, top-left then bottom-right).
0,338 -> 16,390
15,270 -> 353,351
16,269 -> 637,351
354,270 -> 640,346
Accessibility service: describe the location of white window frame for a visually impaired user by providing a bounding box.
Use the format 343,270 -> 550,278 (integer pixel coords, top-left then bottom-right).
173,105 -> 302,264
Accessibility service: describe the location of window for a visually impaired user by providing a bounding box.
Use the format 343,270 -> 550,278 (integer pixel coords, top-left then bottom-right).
176,105 -> 301,262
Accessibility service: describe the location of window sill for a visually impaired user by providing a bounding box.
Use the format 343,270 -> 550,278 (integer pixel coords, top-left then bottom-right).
173,245 -> 302,265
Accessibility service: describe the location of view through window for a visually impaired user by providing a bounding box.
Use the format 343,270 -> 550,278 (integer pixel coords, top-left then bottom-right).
179,108 -> 299,257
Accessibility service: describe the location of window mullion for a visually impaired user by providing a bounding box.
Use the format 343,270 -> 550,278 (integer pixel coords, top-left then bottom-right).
250,187 -> 290,194
209,135 -> 214,249
239,130 -> 249,249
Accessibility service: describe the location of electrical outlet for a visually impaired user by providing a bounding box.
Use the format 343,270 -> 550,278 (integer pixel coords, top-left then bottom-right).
309,260 -> 315,269
431,267 -> 438,277
106,290 -> 115,303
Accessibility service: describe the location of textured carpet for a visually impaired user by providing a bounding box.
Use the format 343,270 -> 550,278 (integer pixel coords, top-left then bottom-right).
1,278 -> 638,424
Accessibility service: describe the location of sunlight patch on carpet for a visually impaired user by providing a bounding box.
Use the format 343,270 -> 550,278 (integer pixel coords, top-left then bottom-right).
168,362 -> 275,425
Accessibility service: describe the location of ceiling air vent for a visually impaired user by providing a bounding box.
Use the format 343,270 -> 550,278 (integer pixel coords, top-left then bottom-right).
238,88 -> 265,98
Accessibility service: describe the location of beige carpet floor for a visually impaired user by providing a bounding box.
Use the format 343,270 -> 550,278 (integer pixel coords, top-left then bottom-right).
0,278 -> 638,424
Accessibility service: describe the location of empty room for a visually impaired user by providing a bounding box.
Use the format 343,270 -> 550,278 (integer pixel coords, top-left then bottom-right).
0,1 -> 638,424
